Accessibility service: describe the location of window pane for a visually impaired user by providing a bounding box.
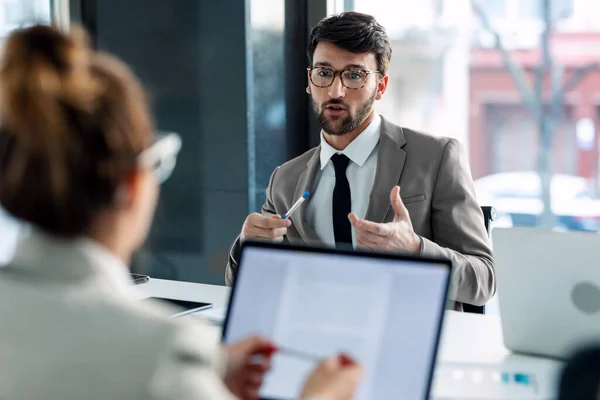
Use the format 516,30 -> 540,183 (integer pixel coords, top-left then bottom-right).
250,0 -> 287,211
481,0 -> 507,19
0,0 -> 50,34
519,0 -> 574,21
0,0 -> 51,265
344,0 -> 600,237
519,0 -> 542,20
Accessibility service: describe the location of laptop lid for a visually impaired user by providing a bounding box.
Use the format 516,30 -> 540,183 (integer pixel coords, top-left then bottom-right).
222,241 -> 452,400
494,227 -> 600,360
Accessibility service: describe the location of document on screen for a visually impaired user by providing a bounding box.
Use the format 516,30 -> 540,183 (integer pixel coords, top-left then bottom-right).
223,246 -> 449,400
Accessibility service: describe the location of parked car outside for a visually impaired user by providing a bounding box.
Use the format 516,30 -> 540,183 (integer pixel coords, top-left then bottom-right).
474,171 -> 600,232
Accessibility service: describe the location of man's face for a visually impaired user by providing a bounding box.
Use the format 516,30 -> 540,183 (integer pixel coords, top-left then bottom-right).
308,41 -> 387,136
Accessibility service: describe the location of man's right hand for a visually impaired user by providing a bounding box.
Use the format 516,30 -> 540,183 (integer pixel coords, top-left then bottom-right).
300,354 -> 363,400
240,213 -> 291,242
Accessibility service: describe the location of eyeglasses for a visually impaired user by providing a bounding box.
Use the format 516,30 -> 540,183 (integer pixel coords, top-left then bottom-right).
307,66 -> 381,90
137,132 -> 182,184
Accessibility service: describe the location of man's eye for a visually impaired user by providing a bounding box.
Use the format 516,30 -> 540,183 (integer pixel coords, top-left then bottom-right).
345,71 -> 364,80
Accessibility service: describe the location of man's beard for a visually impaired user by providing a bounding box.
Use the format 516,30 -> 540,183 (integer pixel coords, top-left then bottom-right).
313,89 -> 376,136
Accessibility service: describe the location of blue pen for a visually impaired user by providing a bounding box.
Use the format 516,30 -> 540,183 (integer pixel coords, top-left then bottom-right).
282,191 -> 310,219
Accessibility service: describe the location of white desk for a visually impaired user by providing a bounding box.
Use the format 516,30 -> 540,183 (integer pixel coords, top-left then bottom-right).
137,278 -> 563,399
136,278 -> 230,309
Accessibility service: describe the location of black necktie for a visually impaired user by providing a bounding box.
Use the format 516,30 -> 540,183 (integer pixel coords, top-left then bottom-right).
331,154 -> 352,248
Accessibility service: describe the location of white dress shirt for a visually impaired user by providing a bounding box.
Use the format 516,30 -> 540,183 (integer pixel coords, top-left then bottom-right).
306,114 -> 381,247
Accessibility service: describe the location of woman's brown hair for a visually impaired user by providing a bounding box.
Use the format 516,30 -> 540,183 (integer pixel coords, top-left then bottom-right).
0,25 -> 153,237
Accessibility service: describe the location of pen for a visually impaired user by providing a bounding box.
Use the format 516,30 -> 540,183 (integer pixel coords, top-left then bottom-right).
282,191 -> 310,219
277,346 -> 321,362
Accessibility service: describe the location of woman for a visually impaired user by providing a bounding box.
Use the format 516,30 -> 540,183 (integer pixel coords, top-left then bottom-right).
559,347 -> 600,400
0,25 -> 362,400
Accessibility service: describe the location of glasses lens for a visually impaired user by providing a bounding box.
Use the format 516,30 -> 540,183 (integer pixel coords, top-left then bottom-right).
139,132 -> 181,184
311,67 -> 334,87
341,69 -> 367,89
154,155 -> 176,184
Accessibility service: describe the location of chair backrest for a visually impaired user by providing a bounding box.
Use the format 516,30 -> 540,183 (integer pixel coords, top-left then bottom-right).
481,206 -> 496,234
462,206 -> 496,315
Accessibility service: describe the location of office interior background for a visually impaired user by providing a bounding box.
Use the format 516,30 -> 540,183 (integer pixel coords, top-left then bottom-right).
1,0 -> 599,299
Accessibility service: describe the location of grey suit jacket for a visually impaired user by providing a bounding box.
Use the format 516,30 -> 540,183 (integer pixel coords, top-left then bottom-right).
0,230 -> 237,400
226,117 -> 495,308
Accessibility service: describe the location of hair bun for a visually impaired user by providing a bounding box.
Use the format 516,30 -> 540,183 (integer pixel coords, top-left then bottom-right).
0,24 -> 97,134
0,25 -> 97,205
0,24 -> 152,237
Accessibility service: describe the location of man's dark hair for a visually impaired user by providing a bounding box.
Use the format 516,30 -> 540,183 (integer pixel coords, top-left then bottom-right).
307,12 -> 392,75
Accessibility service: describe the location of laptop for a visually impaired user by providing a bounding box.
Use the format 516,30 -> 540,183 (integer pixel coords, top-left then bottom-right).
493,227 -> 600,360
222,241 -> 452,400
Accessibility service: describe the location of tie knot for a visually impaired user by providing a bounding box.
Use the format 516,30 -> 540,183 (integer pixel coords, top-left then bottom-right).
331,153 -> 351,175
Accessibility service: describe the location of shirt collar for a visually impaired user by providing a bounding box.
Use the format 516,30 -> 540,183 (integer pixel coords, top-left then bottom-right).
319,114 -> 381,170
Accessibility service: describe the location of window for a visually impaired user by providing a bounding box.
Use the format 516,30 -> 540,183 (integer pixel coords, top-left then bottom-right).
0,0 -> 52,265
519,0 -> 543,20
342,0 -> 600,235
0,0 -> 51,34
518,0 -> 574,20
478,0 -> 574,21
249,0 -> 287,211
481,0 -> 507,19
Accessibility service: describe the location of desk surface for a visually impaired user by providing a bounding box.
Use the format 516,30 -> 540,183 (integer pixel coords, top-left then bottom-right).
137,278 -> 563,399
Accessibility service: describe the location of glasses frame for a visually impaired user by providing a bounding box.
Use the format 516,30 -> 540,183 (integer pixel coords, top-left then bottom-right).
137,131 -> 182,184
307,66 -> 382,90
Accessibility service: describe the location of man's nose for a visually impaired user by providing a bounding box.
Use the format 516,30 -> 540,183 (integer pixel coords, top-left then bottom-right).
328,74 -> 346,99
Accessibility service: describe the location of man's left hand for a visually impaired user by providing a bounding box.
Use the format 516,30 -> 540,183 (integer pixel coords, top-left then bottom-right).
348,186 -> 421,253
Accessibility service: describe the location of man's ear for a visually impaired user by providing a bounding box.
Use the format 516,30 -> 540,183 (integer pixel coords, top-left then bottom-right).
375,75 -> 389,100
306,86 -> 311,94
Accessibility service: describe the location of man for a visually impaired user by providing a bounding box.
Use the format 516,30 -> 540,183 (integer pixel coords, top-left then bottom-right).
226,12 -> 495,310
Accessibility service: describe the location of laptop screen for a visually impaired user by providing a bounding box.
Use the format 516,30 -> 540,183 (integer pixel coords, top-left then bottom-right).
222,242 -> 451,400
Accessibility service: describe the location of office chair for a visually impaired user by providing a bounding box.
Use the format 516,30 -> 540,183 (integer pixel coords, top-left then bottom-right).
481,206 -> 496,234
462,206 -> 496,315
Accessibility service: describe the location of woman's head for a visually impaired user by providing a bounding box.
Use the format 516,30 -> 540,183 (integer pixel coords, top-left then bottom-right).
0,25 -> 163,257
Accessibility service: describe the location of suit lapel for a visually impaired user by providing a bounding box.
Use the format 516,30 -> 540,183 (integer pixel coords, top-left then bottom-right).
291,148 -> 321,243
365,118 -> 407,222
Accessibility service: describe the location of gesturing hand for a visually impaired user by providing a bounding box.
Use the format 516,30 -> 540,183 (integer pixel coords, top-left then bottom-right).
348,186 -> 421,253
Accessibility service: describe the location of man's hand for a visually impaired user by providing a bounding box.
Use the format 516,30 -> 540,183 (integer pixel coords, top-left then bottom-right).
300,353 -> 363,400
348,186 -> 421,253
241,213 -> 291,242
224,335 -> 277,400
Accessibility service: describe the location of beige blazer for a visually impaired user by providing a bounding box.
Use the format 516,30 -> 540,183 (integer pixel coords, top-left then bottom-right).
226,117 -> 495,309
0,230 -> 237,400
